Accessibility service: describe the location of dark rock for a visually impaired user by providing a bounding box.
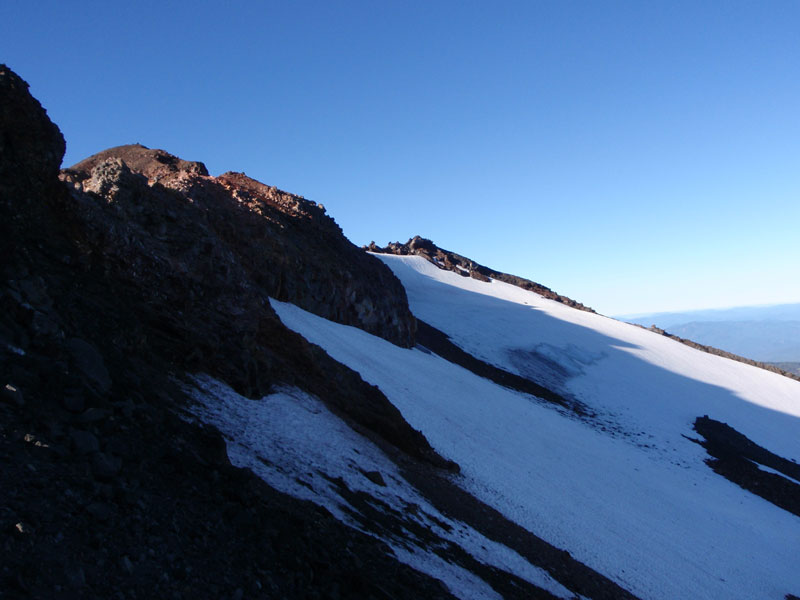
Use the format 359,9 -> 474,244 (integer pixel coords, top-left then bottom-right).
693,416 -> 800,517
97,482 -> 114,499
67,338 -> 112,396
121,556 -> 134,575
70,429 -> 99,455
65,564 -> 86,588
0,63 -> 65,211
62,389 -> 85,413
17,276 -> 52,308
86,502 -> 112,522
362,470 -> 386,487
77,407 -> 111,424
63,145 -> 417,347
92,452 -> 122,480
105,437 -> 132,459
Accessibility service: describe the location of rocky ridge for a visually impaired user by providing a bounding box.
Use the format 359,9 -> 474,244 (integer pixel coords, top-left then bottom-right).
63,144 -> 417,348
367,236 -> 594,313
0,64 -> 455,599
2,64 -> 647,600
370,236 -> 800,385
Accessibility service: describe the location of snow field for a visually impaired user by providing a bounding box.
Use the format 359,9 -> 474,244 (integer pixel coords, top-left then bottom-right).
375,255 -> 800,460
186,375 -> 577,600
271,256 -> 800,600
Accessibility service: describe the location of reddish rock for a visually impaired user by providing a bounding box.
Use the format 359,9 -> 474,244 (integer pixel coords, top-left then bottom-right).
63,144 -> 416,347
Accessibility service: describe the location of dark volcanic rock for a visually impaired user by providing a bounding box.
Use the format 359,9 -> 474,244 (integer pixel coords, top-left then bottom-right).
693,415 -> 800,517
63,145 -> 416,347
368,236 -> 595,312
54,143 -> 445,467
66,337 -> 112,396
70,429 -> 100,455
0,64 -> 65,203
0,65 -> 457,600
0,63 -> 444,467
2,383 -> 24,406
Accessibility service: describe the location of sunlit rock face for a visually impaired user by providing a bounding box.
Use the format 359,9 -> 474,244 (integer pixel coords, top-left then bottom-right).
63,143 -> 417,348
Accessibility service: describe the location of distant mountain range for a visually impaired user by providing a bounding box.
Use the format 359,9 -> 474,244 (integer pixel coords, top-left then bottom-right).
620,304 -> 800,363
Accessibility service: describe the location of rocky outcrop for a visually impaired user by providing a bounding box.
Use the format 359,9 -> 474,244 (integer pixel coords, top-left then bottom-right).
0,64 -> 66,266
368,236 -> 595,313
0,66 -> 443,464
62,145 -> 415,346
1,64 -> 455,598
0,65 -> 64,201
64,144 -> 416,347
693,416 -> 800,517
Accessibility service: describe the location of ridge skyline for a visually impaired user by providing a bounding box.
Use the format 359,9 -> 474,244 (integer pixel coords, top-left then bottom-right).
4,1 -> 799,316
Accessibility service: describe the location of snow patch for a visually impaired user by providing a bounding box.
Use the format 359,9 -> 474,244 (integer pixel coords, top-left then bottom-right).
185,374 -> 578,600
271,269 -> 800,600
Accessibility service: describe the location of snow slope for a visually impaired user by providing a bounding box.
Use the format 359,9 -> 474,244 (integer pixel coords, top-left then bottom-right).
265,254 -> 800,600
187,377 -> 576,600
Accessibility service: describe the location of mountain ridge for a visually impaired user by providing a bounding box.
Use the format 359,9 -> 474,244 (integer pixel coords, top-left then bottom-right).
1,64 -> 633,599
0,64 -> 461,598
366,236 -> 595,313
3,64 -> 799,600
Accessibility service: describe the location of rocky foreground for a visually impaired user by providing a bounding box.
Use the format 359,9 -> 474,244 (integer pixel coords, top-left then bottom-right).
5,62 -> 639,600
1,64 -> 455,599
5,62 -> 800,600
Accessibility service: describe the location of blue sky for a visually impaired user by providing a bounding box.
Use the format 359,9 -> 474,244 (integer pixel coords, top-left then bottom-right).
4,1 -> 799,315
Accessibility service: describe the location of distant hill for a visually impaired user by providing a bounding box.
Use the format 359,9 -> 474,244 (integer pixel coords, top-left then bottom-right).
620,304 -> 800,363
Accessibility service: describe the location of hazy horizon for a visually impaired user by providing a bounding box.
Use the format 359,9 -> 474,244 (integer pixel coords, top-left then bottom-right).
615,301 -> 800,320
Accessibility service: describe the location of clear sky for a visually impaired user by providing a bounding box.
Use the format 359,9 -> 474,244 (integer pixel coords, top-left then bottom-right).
4,1 -> 799,315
